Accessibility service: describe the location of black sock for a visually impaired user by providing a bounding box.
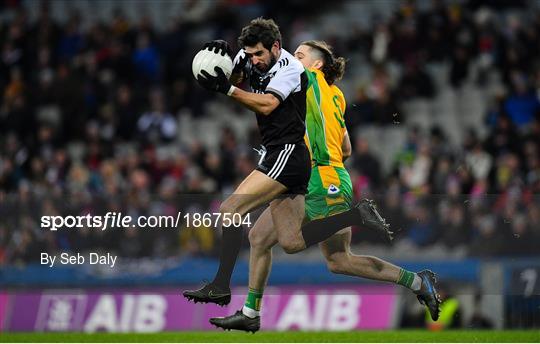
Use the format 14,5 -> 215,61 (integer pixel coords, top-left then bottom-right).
301,208 -> 357,248
212,224 -> 243,288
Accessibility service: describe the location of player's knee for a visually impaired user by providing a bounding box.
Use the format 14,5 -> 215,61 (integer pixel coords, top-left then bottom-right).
219,202 -> 237,216
282,245 -> 301,254
280,239 -> 304,254
248,229 -> 267,250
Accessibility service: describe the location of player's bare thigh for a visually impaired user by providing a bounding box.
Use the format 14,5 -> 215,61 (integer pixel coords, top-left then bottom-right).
269,195 -> 306,253
220,170 -> 287,217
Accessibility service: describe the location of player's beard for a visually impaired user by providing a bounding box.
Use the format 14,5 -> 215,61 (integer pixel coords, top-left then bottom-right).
256,54 -> 277,73
267,54 -> 277,71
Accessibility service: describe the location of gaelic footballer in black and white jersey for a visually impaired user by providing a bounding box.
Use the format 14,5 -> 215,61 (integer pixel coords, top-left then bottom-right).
185,18 -> 312,307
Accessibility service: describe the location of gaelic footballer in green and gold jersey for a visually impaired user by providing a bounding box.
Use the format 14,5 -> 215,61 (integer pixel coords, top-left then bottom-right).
304,67 -> 353,220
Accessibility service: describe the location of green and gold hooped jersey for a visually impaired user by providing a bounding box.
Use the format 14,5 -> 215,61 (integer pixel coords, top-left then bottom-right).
304,68 -> 347,168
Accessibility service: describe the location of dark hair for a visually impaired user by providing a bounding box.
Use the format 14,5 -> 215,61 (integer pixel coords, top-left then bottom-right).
301,40 -> 346,85
238,17 -> 282,51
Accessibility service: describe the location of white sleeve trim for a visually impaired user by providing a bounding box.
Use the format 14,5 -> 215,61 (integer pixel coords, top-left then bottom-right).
265,87 -> 286,102
265,59 -> 303,101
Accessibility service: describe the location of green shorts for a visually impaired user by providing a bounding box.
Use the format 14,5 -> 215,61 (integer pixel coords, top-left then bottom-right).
305,165 -> 353,221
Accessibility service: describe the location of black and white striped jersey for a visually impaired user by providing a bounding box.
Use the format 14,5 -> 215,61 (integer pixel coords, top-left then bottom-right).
233,48 -> 307,147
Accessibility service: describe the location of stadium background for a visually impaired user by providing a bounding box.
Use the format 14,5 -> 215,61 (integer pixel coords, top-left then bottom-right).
0,0 -> 539,335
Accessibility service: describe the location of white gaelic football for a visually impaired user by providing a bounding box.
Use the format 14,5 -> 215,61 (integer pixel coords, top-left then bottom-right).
192,47 -> 233,80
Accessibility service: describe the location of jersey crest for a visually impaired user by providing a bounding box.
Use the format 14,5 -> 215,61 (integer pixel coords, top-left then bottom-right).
328,184 -> 340,195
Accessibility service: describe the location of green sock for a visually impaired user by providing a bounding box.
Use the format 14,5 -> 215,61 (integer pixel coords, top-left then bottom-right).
244,288 -> 263,311
397,269 -> 415,288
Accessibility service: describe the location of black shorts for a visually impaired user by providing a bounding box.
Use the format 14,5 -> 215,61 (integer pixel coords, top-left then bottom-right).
256,142 -> 311,195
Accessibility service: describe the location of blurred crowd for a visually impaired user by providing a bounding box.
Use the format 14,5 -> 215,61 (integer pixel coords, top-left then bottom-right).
1,0 -> 539,266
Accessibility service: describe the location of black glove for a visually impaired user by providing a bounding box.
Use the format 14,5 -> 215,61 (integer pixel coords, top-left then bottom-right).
203,40 -> 231,57
232,50 -> 249,76
197,66 -> 232,95
229,50 -> 249,85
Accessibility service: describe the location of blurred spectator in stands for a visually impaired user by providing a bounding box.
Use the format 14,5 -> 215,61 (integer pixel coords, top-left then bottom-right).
179,206 -> 215,257
1,37 -> 24,76
474,9 -> 497,86
218,127 -> 238,191
235,149 -> 257,183
523,117 -> 540,148
169,79 -> 189,114
485,92 -> 509,128
132,33 -> 160,83
66,163 -> 91,194
523,138 -> 540,190
119,227 -> 145,258
469,214 -> 503,257
115,84 -> 138,141
431,155 -> 453,194
389,14 -> 419,63
381,180 -> 408,241
370,23 -> 390,64
494,153 -> 522,193
466,141 -> 492,182
439,202 -> 470,249
373,89 -> 402,125
53,63 -> 85,141
368,64 -> 392,101
105,40 -> 134,83
405,201 -> 437,247
178,0 -> 213,27
346,87 -> 375,133
504,213 -> 538,256
352,137 -> 381,190
429,126 -> 451,158
1,69 -> 34,143
58,13 -> 83,62
401,141 -> 432,193
449,46 -> 470,89
366,64 -> 401,125
137,89 -> 177,144
504,71 -> 540,128
484,115 -> 521,158
397,56 -> 435,100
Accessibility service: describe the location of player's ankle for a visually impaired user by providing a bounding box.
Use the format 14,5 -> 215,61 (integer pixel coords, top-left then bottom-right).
242,305 -> 260,318
397,268 -> 422,291
411,273 -> 422,292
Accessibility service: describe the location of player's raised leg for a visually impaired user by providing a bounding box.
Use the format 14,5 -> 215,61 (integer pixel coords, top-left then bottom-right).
270,165 -> 392,255
210,201 -> 398,332
286,198 -> 392,252
319,228 -> 442,320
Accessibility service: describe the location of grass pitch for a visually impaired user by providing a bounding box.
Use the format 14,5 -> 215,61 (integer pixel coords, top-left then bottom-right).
1,330 -> 539,342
